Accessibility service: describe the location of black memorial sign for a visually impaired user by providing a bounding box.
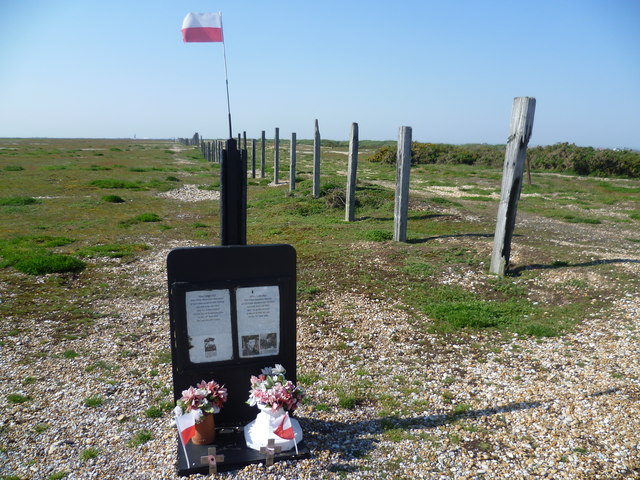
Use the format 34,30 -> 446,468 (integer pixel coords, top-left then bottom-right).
167,244 -> 308,474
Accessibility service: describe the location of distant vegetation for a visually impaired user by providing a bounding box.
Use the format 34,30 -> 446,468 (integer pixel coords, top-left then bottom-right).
367,142 -> 640,178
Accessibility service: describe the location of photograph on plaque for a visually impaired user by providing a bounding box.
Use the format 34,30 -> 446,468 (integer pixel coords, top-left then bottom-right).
185,289 -> 233,363
236,286 -> 280,358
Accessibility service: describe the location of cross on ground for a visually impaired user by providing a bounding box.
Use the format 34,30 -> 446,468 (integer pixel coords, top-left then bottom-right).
200,447 -> 225,475
260,438 -> 282,466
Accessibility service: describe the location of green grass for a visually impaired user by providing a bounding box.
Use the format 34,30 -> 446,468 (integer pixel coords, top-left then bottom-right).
7,393 -> 30,404
79,447 -> 99,461
14,254 -> 86,275
83,395 -> 104,407
127,430 -> 153,447
77,243 -> 149,258
0,196 -> 39,206
102,194 -> 125,203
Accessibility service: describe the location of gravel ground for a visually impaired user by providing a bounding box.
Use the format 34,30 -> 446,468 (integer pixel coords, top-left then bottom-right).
1,196 -> 639,479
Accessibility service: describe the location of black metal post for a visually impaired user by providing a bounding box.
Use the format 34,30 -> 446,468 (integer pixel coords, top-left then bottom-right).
220,139 -> 247,245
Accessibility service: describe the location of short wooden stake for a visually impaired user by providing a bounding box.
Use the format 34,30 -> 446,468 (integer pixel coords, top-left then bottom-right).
200,447 -> 225,475
313,119 -> 321,198
490,97 -> 536,275
345,122 -> 359,222
393,126 -> 412,242
260,438 -> 282,467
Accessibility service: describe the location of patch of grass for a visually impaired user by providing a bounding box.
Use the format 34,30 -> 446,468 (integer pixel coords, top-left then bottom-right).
402,261 -> 435,277
364,229 -> 393,242
34,422 -> 50,433
297,372 -> 321,386
90,179 -> 141,189
83,395 -> 104,407
7,393 -> 30,404
314,403 -> 330,412
102,194 -> 125,203
3,165 -> 24,171
79,447 -> 99,461
13,254 -> 85,275
77,243 -> 149,258
62,349 -> 79,359
47,472 -> 68,480
0,196 -> 39,206
144,406 -> 164,418
22,376 -> 37,386
561,214 -> 602,224
127,430 -> 153,447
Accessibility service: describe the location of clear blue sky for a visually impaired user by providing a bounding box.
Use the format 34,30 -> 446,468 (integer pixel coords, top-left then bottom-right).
1,0 -> 638,148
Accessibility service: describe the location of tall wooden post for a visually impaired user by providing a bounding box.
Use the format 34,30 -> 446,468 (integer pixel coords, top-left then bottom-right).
260,130 -> 266,178
274,127 -> 280,184
345,122 -> 359,222
393,126 -> 412,242
289,132 -> 297,192
251,138 -> 256,178
490,97 -> 536,275
313,119 -> 321,198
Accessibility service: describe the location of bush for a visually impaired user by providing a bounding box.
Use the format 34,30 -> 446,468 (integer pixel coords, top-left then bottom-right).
364,230 -> 393,242
102,195 -> 125,203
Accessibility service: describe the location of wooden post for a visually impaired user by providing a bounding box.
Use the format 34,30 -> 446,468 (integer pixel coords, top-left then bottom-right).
251,138 -> 256,178
490,97 -> 536,275
393,126 -> 412,242
243,131 -> 247,153
260,130 -> 266,178
274,127 -> 280,184
345,122 -> 359,222
313,119 -> 321,198
289,132 -> 296,192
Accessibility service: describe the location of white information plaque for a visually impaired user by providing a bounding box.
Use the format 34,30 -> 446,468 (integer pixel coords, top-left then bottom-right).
236,286 -> 280,358
185,289 -> 233,363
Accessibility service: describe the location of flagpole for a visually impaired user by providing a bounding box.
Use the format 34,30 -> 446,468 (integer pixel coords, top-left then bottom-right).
220,12 -> 233,139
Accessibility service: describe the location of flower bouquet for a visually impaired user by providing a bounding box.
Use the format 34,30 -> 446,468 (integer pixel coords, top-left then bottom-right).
244,364 -> 305,451
176,379 -> 227,445
246,364 -> 305,413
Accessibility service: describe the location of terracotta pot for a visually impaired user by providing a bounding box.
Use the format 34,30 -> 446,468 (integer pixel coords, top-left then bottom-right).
192,413 -> 215,445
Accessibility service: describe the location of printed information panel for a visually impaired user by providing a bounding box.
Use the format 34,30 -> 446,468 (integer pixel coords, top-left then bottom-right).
185,289 -> 233,363
237,286 -> 280,358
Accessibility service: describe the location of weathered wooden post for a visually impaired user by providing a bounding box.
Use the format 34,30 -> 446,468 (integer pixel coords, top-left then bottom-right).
345,122 -> 359,222
313,119 -> 321,198
289,132 -> 296,192
274,127 -> 280,184
393,126 -> 412,242
251,138 -> 256,178
490,97 -> 536,275
260,130 -> 266,178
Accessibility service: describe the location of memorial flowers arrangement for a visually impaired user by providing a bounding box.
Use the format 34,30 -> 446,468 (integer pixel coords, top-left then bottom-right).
247,364 -> 305,413
176,379 -> 228,423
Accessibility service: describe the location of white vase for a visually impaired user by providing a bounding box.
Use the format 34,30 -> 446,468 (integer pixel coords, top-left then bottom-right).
243,404 -> 303,451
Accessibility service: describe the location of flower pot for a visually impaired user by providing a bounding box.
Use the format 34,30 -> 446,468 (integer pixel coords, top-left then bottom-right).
192,413 -> 215,445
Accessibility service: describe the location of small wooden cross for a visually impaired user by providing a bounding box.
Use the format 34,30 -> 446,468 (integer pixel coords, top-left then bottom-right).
200,447 -> 224,475
259,438 -> 282,466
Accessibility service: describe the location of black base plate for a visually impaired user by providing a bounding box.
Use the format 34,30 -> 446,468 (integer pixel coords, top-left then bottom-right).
177,426 -> 310,475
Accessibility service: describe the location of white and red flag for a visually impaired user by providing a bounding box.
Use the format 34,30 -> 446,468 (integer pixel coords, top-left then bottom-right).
274,412 -> 295,440
182,12 -> 223,43
174,409 -> 196,445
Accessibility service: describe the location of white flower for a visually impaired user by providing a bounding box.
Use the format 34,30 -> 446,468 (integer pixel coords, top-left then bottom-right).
193,409 -> 204,423
174,406 -> 183,416
272,364 -> 286,375
261,366 -> 273,376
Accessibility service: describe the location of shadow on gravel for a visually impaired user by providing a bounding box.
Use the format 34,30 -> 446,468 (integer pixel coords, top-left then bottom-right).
408,233 -> 496,244
509,258 -> 640,276
300,388 -> 620,468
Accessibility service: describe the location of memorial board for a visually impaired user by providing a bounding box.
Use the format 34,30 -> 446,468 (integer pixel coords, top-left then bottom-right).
166,244 -> 309,475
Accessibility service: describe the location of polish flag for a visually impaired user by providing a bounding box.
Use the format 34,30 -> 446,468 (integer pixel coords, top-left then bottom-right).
273,412 -> 295,440
175,410 -> 196,445
182,12 -> 224,43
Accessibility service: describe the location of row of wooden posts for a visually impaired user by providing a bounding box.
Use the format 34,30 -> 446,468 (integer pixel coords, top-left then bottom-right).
176,97 -> 536,275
